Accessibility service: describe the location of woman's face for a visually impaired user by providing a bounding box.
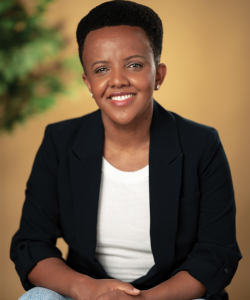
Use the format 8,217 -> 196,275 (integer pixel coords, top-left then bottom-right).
82,25 -> 166,126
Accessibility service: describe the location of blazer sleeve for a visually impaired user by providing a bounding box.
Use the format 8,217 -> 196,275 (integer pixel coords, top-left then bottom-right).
171,128 -> 242,298
10,125 -> 65,291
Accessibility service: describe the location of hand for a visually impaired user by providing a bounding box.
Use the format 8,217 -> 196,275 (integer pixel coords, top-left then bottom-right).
96,289 -> 144,300
71,277 -> 140,300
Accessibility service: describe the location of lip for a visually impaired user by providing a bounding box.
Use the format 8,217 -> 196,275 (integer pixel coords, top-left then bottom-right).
107,92 -> 136,99
109,94 -> 135,107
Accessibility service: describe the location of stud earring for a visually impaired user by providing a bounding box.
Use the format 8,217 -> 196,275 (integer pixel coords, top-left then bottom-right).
157,85 -> 160,90
90,93 -> 93,98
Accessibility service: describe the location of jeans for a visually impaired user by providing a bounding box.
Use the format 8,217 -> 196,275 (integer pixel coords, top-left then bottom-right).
19,287 -> 205,300
19,287 -> 73,300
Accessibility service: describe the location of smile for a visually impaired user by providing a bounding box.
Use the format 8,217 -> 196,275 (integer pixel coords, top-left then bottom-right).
111,94 -> 134,101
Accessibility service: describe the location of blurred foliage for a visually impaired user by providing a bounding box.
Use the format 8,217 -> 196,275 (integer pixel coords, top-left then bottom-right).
0,0 -> 83,132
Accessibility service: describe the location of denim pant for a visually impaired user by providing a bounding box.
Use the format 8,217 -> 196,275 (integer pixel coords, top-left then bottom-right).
19,287 -> 73,300
19,287 -> 206,300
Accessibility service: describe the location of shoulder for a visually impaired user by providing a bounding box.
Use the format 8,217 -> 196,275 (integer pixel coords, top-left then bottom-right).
47,109 -> 99,135
172,111 -> 219,142
43,109 -> 100,147
170,111 -> 221,160
154,101 -> 219,149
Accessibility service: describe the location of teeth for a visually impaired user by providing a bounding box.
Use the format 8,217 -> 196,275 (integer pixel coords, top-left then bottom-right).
111,94 -> 134,101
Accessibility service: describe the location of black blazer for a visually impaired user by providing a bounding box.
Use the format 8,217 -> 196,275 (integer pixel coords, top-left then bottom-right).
10,100 -> 241,298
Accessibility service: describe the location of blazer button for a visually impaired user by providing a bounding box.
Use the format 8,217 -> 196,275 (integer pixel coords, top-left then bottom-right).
224,268 -> 229,274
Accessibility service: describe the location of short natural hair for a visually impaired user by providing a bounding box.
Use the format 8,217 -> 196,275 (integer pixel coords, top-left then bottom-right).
76,0 -> 163,70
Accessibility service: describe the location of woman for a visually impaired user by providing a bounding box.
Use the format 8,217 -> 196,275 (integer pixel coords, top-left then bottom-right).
10,1 -> 241,300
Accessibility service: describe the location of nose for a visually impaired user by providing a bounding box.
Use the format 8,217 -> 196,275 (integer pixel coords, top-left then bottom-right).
108,67 -> 130,88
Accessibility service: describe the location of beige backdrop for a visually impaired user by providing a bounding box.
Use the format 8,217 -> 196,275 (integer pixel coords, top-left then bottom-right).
1,0 -> 249,299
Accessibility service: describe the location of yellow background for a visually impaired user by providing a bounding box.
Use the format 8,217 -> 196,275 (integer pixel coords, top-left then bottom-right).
1,0 -> 249,299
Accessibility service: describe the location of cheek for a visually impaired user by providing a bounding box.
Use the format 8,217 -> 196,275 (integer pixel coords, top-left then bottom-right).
90,77 -> 109,96
130,70 -> 155,92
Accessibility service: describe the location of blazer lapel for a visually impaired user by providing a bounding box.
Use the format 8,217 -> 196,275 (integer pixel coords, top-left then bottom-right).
69,110 -> 107,277
131,101 -> 183,287
149,101 -> 183,277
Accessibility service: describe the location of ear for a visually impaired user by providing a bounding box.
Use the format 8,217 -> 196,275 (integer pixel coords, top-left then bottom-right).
82,73 -> 92,94
154,63 -> 167,90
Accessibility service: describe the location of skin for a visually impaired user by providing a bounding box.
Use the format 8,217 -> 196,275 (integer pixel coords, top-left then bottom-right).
28,257 -> 140,299
28,25 -> 206,300
82,25 -> 166,171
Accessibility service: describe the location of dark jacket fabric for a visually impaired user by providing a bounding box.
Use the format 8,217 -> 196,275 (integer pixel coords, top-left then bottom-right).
10,100 -> 241,299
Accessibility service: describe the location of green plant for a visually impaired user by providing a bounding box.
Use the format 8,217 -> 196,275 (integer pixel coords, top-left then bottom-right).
0,0 -> 82,132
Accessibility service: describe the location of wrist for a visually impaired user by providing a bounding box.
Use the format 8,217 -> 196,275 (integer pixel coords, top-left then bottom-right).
140,286 -> 166,300
139,290 -> 153,300
69,273 -> 95,300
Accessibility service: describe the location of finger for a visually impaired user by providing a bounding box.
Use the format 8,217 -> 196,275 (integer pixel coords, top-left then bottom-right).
113,283 -> 140,295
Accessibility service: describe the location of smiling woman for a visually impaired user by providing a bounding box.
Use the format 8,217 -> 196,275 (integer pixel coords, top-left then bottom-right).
10,1 -> 241,300
81,25 -> 166,170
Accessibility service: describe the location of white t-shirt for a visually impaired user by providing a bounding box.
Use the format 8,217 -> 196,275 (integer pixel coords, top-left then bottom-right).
95,157 -> 155,282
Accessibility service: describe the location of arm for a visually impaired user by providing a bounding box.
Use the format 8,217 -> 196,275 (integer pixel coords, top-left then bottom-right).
10,125 -> 64,290
10,125 -> 140,298
96,271 -> 206,300
171,128 -> 242,297
28,257 -> 84,298
28,257 -> 140,300
143,271 -> 206,300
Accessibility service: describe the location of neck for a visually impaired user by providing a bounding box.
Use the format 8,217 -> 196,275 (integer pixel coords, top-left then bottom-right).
101,100 -> 153,154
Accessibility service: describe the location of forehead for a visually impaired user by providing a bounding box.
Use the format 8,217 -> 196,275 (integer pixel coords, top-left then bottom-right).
82,25 -> 152,60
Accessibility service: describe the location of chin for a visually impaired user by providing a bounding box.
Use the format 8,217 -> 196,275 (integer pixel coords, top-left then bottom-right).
113,116 -> 136,126
101,107 -> 131,122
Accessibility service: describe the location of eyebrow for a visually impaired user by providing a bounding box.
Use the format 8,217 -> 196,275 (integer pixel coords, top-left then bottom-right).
91,55 -> 146,69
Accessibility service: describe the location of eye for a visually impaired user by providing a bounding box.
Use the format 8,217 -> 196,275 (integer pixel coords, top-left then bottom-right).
129,63 -> 142,68
95,67 -> 108,73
